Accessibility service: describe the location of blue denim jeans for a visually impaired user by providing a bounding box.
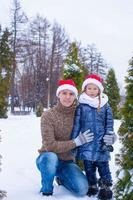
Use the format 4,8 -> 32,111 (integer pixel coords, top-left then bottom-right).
84,160 -> 112,186
36,152 -> 88,196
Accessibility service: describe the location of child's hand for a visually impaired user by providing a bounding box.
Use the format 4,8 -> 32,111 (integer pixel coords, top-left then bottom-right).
103,131 -> 117,145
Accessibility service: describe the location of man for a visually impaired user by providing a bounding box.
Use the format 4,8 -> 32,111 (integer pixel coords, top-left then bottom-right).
36,79 -> 94,197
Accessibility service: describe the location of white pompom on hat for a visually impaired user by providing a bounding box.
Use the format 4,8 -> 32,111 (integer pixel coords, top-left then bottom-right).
56,79 -> 78,98
82,74 -> 104,92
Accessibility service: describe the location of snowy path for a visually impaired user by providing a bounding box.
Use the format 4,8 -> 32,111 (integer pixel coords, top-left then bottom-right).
0,115 -> 121,200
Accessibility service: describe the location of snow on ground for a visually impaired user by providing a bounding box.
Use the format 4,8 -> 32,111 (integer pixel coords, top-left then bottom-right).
0,114 -> 121,200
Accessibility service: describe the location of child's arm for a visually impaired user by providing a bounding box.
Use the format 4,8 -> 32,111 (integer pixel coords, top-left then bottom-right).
103,103 -> 116,146
71,105 -> 82,139
105,103 -> 114,133
71,105 -> 94,148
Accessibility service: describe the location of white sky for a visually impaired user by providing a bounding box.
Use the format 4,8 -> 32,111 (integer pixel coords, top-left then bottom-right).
0,0 -> 133,90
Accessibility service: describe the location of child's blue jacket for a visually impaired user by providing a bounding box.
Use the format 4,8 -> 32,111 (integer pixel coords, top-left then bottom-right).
71,103 -> 114,161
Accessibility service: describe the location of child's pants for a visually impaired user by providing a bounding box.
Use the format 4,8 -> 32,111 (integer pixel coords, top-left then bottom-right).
83,160 -> 112,186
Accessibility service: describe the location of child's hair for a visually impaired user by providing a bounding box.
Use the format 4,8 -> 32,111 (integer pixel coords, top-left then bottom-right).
97,93 -> 101,112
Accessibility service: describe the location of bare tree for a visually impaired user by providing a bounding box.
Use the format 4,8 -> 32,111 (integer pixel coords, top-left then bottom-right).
26,15 -> 50,109
48,22 -> 69,106
20,18 -> 68,109
79,44 -> 108,77
10,0 -> 28,113
80,44 -> 97,73
94,52 -> 107,77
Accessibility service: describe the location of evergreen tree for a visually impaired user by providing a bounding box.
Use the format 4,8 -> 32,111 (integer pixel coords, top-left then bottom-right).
63,42 -> 88,91
36,102 -> 44,117
63,42 -> 88,169
115,58 -> 133,200
0,28 -> 13,118
104,68 -> 121,118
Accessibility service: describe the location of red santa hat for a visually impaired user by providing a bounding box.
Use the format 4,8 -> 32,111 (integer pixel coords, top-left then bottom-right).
82,74 -> 104,92
56,79 -> 78,98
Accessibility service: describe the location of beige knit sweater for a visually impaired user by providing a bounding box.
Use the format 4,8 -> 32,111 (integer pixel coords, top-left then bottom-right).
38,102 -> 76,160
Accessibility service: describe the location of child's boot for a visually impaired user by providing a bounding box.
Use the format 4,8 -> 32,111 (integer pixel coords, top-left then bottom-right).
98,179 -> 113,200
87,184 -> 98,196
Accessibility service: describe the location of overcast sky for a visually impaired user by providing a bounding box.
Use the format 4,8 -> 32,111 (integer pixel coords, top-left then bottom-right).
1,0 -> 133,92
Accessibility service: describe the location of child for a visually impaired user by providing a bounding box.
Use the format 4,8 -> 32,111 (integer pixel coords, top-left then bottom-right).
71,74 -> 116,200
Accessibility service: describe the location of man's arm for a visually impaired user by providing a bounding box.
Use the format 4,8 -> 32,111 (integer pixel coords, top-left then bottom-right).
38,108 -> 93,154
38,112 -> 76,154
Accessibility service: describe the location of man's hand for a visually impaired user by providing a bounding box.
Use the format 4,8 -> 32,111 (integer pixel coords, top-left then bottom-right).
73,130 -> 94,147
103,131 -> 117,145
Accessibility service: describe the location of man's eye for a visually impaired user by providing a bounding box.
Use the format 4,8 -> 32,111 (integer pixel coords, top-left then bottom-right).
70,93 -> 74,96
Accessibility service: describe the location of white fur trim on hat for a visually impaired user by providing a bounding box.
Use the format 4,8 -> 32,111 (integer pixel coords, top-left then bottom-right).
56,84 -> 78,97
82,78 -> 104,92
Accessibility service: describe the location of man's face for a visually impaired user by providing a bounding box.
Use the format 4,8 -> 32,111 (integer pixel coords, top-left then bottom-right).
58,89 -> 76,107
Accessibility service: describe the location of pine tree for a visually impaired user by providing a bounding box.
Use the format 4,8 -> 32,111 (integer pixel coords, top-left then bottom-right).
0,28 -> 13,118
63,42 -> 88,169
115,58 -> 133,200
104,68 -> 121,118
63,42 -> 88,91
36,102 -> 44,117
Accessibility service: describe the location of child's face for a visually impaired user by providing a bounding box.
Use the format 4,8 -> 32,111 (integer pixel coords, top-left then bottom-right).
85,83 -> 99,97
